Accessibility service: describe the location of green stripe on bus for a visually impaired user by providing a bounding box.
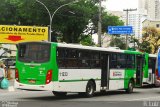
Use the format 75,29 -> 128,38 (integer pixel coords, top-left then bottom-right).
59,79 -> 101,82
59,78 -> 130,82
109,78 -> 125,80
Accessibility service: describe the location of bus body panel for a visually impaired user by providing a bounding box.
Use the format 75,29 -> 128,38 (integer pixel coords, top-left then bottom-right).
124,69 -> 136,89
15,42 -> 58,87
14,80 -> 54,91
109,80 -> 124,90
17,62 -> 50,85
144,53 -> 149,79
15,41 -> 149,93
124,50 -> 143,87
109,69 -> 125,90
143,54 -> 157,85
58,69 -> 101,82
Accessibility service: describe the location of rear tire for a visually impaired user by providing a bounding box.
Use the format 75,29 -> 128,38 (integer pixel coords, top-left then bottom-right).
126,80 -> 134,93
52,91 -> 67,97
85,81 -> 95,97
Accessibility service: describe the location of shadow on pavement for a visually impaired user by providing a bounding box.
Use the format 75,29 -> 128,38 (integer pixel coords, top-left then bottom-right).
136,84 -> 160,89
21,90 -> 140,101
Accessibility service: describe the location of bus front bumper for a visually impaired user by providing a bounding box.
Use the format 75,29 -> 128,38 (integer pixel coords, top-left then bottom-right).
14,80 -> 54,91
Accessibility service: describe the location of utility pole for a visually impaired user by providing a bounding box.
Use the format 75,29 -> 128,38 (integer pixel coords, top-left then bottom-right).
98,0 -> 102,47
36,0 -> 79,42
123,8 -> 137,49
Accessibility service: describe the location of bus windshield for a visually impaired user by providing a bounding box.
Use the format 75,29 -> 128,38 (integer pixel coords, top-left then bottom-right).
18,43 -> 51,63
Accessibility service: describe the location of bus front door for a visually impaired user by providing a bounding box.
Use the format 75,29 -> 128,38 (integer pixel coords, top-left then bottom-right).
136,55 -> 143,87
101,54 -> 109,90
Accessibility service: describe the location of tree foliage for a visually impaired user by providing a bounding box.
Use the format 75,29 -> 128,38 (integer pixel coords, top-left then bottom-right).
110,37 -> 126,49
0,0 -> 124,44
141,27 -> 160,53
79,34 -> 95,46
102,12 -> 124,33
131,27 -> 160,53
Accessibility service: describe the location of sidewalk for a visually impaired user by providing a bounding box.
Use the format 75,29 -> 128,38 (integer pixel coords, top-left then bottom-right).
0,79 -> 15,93
0,69 -> 19,93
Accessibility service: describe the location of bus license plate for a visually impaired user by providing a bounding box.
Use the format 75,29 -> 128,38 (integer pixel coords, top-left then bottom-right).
29,80 -> 36,83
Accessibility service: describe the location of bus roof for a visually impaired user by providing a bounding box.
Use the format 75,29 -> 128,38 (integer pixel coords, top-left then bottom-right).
149,54 -> 157,58
56,42 -> 141,54
18,41 -> 142,54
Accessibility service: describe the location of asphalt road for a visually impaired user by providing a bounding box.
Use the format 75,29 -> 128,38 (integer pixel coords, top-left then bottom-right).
0,85 -> 160,107
1,69 -> 160,107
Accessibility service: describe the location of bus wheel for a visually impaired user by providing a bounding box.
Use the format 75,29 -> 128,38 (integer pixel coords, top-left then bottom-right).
52,91 -> 67,97
126,80 -> 134,93
85,81 -> 95,97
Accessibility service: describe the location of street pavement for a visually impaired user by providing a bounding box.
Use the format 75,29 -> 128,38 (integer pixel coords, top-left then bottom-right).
0,86 -> 160,107
0,82 -> 160,107
1,69 -> 160,107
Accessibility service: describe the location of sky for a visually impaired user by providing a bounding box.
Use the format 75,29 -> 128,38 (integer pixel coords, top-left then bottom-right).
104,0 -> 138,11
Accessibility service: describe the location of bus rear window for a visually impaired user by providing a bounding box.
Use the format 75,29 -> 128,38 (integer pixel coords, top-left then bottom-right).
18,43 -> 51,63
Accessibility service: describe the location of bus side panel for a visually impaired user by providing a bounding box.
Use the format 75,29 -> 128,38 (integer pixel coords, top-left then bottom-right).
143,53 -> 149,79
124,69 -> 135,89
58,69 -> 101,92
109,69 -> 125,90
52,44 -> 59,81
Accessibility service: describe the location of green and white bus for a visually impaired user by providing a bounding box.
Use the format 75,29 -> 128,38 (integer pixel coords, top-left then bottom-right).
143,54 -> 157,85
14,42 -> 144,97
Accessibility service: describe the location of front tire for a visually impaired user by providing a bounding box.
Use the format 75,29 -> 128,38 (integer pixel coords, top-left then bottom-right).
126,80 -> 134,93
52,91 -> 67,97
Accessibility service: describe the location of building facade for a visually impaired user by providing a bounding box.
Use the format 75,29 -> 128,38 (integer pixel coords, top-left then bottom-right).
143,19 -> 160,29
139,0 -> 160,20
122,11 -> 147,38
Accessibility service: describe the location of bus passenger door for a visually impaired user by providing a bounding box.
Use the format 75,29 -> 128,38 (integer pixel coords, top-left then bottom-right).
101,54 -> 109,90
151,58 -> 156,84
136,55 -> 143,87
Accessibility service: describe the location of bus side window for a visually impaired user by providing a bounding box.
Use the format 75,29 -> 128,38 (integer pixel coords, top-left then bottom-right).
90,51 -> 100,68
126,55 -> 135,69
110,53 -> 117,69
77,50 -> 90,68
117,54 -> 126,69
57,48 -> 66,68
148,58 -> 156,69
65,49 -> 78,68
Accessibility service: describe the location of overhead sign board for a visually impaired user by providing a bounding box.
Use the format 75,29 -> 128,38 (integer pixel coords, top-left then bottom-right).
0,25 -> 48,44
108,26 -> 133,35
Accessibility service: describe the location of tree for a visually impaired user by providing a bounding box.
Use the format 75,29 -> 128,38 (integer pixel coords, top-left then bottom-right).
0,0 -> 98,43
142,27 -> 160,53
129,36 -> 152,53
79,34 -> 95,46
91,12 -> 124,34
0,0 -> 19,24
102,12 -> 124,33
52,0 -> 99,43
0,0 -> 124,44
110,37 -> 126,49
